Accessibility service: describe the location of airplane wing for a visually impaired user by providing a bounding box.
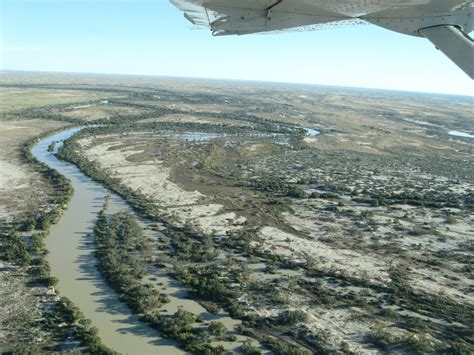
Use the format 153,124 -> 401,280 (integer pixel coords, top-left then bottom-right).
170,0 -> 358,35
170,0 -> 474,78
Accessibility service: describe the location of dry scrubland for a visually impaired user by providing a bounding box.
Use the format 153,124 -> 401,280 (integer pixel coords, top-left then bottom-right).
0,79 -> 114,352
0,71 -> 473,353
0,119 -> 67,221
0,119 -> 71,350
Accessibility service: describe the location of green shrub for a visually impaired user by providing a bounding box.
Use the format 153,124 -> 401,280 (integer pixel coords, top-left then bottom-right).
276,310 -> 308,325
208,321 -> 227,340
241,340 -> 262,355
0,231 -> 31,266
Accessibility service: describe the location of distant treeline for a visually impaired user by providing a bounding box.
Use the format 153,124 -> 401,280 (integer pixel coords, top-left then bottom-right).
352,189 -> 474,210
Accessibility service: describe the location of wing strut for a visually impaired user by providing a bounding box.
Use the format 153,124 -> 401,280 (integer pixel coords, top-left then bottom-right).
419,25 -> 474,79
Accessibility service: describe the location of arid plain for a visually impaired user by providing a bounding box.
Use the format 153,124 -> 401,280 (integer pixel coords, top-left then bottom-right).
0,71 -> 473,354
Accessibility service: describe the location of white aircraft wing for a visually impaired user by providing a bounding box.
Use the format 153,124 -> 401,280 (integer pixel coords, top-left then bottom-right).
170,0 -> 360,35
171,0 -> 474,78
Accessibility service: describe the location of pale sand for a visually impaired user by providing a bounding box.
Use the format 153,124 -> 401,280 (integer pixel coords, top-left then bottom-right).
0,161 -> 28,192
79,138 -> 245,235
258,226 -> 389,282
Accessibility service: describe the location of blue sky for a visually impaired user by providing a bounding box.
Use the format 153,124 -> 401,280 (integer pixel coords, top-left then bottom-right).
1,0 -> 473,96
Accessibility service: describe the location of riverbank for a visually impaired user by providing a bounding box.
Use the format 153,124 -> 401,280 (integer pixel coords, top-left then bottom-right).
31,128 -> 185,354
1,126 -> 112,353
33,127 -> 263,354
58,121 -> 473,353
2,72 -> 472,353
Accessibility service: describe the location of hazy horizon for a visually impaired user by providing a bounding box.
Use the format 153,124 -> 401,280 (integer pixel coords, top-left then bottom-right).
2,0 -> 473,97
2,69 -> 474,100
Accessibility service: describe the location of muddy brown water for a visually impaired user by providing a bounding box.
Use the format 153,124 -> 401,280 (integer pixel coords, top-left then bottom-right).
32,128 -> 185,354
32,128 -> 262,354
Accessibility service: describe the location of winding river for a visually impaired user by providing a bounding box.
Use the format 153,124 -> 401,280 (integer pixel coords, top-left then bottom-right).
33,128 -> 184,354
32,128 -> 257,354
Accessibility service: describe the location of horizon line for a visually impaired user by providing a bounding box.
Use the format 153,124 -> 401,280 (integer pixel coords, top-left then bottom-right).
1,68 -> 473,99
